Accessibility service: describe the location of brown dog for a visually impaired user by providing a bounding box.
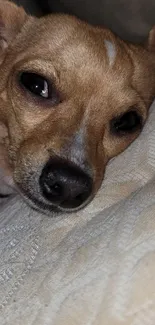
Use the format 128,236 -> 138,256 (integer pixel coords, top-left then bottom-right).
0,1 -> 155,214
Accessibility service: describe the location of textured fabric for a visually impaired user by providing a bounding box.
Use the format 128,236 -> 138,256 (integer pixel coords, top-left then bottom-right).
1,101 -> 155,324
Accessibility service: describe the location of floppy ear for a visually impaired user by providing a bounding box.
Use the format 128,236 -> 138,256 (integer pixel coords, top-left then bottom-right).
146,26 -> 155,52
0,0 -> 27,52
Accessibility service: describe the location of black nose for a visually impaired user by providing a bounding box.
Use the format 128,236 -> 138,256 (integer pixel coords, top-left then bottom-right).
39,158 -> 93,209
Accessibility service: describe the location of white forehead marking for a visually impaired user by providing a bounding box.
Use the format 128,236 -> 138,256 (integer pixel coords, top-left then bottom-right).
104,40 -> 116,66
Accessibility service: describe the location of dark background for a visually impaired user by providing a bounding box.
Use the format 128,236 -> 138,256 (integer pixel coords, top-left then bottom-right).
13,0 -> 155,43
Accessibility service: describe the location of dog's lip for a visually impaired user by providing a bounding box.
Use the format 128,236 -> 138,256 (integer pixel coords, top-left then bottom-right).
16,185 -> 93,215
18,189 -> 62,215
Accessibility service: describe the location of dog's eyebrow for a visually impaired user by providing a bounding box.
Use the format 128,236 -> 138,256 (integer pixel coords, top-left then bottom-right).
104,40 -> 116,66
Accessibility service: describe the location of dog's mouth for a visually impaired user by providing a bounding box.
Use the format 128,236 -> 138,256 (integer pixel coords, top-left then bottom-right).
18,187 -> 93,215
20,191 -> 63,215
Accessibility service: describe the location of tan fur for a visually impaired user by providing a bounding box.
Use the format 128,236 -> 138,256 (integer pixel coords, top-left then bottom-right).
0,1 -> 155,213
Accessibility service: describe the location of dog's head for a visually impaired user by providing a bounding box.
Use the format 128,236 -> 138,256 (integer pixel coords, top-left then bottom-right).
0,1 -> 155,214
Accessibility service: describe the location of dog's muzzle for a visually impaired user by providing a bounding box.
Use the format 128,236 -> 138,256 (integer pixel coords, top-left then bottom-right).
39,158 -> 93,209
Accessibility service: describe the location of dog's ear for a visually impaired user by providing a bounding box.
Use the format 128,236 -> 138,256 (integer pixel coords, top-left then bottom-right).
0,1 -> 28,52
145,26 -> 155,52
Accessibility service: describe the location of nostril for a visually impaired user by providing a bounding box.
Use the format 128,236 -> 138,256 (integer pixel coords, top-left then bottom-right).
41,174 -> 64,202
51,183 -> 62,196
61,190 -> 91,209
44,180 -> 63,197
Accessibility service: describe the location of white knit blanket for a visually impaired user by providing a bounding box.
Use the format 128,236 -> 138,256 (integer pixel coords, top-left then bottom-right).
1,101 -> 155,325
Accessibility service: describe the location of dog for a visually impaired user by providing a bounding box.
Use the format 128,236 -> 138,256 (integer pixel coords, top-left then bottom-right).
0,1 -> 155,215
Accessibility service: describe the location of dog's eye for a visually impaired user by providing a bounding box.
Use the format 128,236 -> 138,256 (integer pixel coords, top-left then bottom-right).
20,72 -> 58,101
110,110 -> 142,135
